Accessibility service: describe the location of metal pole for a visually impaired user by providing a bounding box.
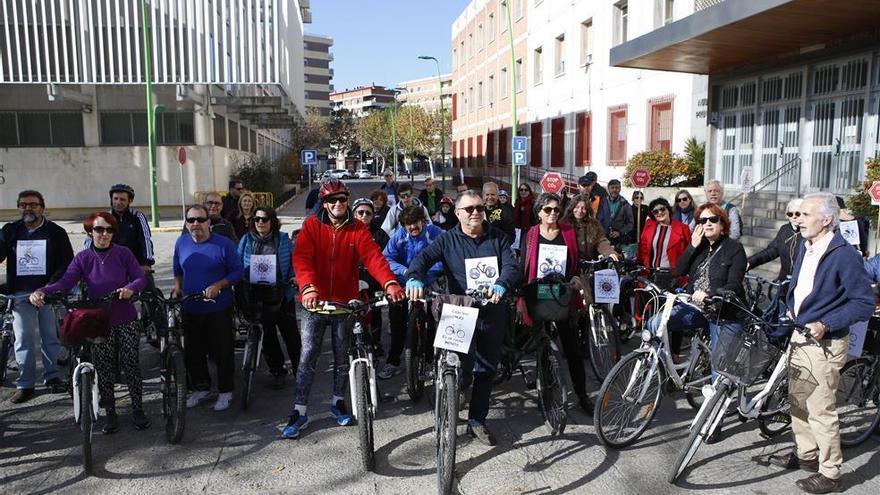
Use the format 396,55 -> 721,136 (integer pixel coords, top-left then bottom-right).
408,99 -> 414,184
141,0 -> 159,227
503,0 -> 518,196
391,103 -> 398,180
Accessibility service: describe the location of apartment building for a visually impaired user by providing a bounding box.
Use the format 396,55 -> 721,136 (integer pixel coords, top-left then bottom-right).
0,0 -> 311,216
330,85 -> 396,117
303,34 -> 333,118
396,73 -> 453,115
451,0 -> 708,185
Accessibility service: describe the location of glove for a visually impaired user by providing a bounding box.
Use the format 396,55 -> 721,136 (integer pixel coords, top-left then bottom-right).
405,279 -> 424,290
386,283 -> 405,303
491,284 -> 506,298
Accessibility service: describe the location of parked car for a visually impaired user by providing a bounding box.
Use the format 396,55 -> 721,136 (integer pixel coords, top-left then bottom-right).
356,168 -> 372,179
329,169 -> 349,180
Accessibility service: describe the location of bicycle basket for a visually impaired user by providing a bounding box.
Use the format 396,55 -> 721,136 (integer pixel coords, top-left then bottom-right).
711,324 -> 780,386
523,274 -> 572,322
60,307 -> 110,346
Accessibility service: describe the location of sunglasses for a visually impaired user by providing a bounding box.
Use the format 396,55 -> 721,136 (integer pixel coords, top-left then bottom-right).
519,187 -> 529,192
651,208 -> 667,215
253,216 -> 271,223
186,217 -> 209,224
459,205 -> 486,214
696,216 -> 721,225
786,211 -> 801,218
541,206 -> 561,214
676,197 -> 690,203
355,209 -> 374,217
18,202 -> 42,209
398,193 -> 413,199
325,196 -> 349,205
92,226 -> 116,235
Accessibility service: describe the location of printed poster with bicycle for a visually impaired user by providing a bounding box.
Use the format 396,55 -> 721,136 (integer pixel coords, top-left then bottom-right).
537,244 -> 567,277
465,256 -> 498,291
433,304 -> 480,353
16,240 -> 47,276
249,254 -> 277,285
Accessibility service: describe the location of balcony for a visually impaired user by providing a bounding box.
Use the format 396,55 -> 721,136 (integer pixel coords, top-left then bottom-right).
694,0 -> 725,11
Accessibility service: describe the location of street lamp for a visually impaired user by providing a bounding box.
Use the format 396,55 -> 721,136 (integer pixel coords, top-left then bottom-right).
501,0 -> 519,197
140,0 -> 160,227
418,55 -> 446,193
394,87 -> 416,184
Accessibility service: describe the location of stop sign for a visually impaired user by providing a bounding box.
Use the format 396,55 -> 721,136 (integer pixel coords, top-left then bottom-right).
177,146 -> 187,166
870,181 -> 880,204
540,171 -> 565,194
631,167 -> 650,188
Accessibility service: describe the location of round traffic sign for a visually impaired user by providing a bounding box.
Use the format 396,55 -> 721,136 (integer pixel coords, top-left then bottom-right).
177,146 -> 187,166
631,167 -> 650,188
870,181 -> 880,203
540,171 -> 565,194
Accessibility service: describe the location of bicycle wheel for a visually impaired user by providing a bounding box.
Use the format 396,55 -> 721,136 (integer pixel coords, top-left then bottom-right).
536,340 -> 568,436
353,360 -> 375,471
594,351 -> 663,448
404,307 -> 426,402
838,358 -> 880,447
241,325 -> 262,411
164,346 -> 187,444
437,370 -> 458,495
0,333 -> 13,384
668,381 -> 730,483
79,369 -> 94,475
684,336 -> 712,410
587,306 -> 621,382
758,375 -> 791,437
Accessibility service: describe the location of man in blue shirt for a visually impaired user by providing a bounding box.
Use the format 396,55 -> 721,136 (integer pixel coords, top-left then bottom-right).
173,204 -> 243,412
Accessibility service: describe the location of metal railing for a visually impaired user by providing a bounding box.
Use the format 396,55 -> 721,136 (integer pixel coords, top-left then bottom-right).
729,155 -> 802,236
694,0 -> 726,11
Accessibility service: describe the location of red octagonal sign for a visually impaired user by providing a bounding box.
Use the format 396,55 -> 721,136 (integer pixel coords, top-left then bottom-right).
631,167 -> 651,188
177,146 -> 187,166
870,181 -> 880,203
540,171 -> 565,194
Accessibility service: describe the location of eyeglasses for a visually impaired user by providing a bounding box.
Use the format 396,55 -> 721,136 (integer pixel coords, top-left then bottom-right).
541,206 -> 561,214
676,197 -> 690,203
696,216 -> 721,225
519,187 -> 529,192
205,201 -> 222,206
92,226 -> 116,235
325,196 -> 349,205
18,202 -> 42,209
398,192 -> 413,199
355,209 -> 374,217
786,211 -> 801,218
253,216 -> 271,223
186,217 -> 209,224
458,205 -> 486,214
651,208 -> 667,215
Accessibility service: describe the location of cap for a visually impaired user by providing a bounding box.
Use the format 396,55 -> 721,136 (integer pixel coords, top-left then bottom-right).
579,172 -> 597,186
499,189 -> 510,197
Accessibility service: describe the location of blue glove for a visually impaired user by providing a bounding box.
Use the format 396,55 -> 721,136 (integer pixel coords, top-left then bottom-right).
491,284 -> 506,298
405,278 -> 424,290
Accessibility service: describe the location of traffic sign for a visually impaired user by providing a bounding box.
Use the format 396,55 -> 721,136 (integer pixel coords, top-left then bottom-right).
870,181 -> 880,205
512,136 -> 527,152
631,167 -> 651,188
513,151 -> 527,166
540,171 -> 565,194
740,166 -> 753,193
177,146 -> 187,166
301,149 -> 317,166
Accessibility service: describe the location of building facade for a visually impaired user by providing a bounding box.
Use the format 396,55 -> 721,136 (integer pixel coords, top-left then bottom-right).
0,0 -> 311,216
303,33 -> 333,118
329,85 -> 396,118
451,0 -> 707,186
396,73 -> 453,115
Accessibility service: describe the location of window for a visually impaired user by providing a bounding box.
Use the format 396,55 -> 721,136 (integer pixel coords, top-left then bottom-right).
452,48 -> 457,68
501,5 -> 509,32
530,122 -> 543,167
550,118 -> 565,167
533,47 -> 543,85
477,24 -> 483,50
580,19 -> 593,65
650,99 -> 673,151
451,93 -> 458,120
100,111 -> 192,146
229,120 -> 239,150
214,115 -> 227,147
486,131 -> 495,165
515,58 -> 523,93
609,106 -> 628,165
575,112 -> 591,165
459,41 -> 465,66
614,1 -> 628,46
468,87 -> 474,113
555,35 -> 565,75
468,33 -> 474,58
0,111 -> 84,147
515,0 -> 524,19
460,91 -> 465,116
654,0 -> 674,27
477,81 -> 484,108
0,113 -> 17,146
488,13 -> 495,41
487,74 -> 495,105
498,127 -> 509,165
500,67 -> 508,98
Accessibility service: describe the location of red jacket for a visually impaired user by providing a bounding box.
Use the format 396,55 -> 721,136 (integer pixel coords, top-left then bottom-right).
638,218 -> 691,271
293,211 -> 398,303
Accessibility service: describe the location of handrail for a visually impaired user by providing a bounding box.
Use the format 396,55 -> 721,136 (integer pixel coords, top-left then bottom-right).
728,155 -> 801,207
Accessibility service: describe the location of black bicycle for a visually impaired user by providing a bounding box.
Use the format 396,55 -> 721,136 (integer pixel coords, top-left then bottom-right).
579,257 -> 624,382
837,311 -> 880,447
404,294 -> 436,402
0,294 -> 15,384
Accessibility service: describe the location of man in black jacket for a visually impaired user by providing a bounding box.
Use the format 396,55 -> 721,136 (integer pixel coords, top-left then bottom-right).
0,190 -> 74,403
222,180 -> 243,219
483,181 -> 515,243
180,193 -> 238,242
747,198 -> 802,281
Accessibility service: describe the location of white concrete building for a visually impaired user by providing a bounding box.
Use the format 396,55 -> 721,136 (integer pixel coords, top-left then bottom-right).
303,33 -> 333,118
0,0 -> 311,217
396,74 -> 453,115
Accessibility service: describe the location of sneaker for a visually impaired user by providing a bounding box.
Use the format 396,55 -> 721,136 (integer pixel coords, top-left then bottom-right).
9,388 -> 35,404
213,392 -> 233,411
186,390 -> 211,408
330,400 -> 354,426
45,377 -> 68,394
466,419 -> 497,446
377,363 -> 400,380
281,412 -> 309,439
102,412 -> 120,434
132,409 -> 151,430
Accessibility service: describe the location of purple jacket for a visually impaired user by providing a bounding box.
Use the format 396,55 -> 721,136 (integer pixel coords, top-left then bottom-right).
42,245 -> 146,326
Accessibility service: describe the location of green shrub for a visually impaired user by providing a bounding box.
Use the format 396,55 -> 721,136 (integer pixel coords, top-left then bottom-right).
231,156 -> 286,206
847,155 -> 880,226
623,150 -> 701,187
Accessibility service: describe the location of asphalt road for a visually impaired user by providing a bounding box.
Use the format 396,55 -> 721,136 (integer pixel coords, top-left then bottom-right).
1,181 -> 878,494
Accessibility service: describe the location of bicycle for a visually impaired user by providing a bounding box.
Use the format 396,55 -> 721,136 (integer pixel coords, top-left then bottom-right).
538,257 -> 563,276
0,294 -> 15,384
404,294 -> 437,402
312,295 -> 389,472
468,261 -> 496,280
579,257 -> 624,382
593,277 -> 713,448
836,312 -> 880,447
668,292 -> 813,483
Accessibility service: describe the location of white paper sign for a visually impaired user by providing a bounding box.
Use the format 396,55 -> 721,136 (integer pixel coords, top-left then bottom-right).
848,320 -> 869,358
594,268 -> 621,304
513,228 -> 522,251
839,220 -> 860,247
16,239 -> 47,276
387,194 -> 397,207
465,256 -> 499,291
433,303 -> 480,353
537,244 -> 568,277
740,166 -> 753,194
249,254 -> 277,285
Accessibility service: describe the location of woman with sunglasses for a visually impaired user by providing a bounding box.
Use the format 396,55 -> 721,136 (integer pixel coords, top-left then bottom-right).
747,198 -> 803,281
672,190 -> 696,232
638,198 -> 691,285
561,194 -> 616,262
352,197 -> 391,355
236,205 -> 301,390
514,182 -> 537,232
232,191 -> 258,238
31,212 -> 149,433
520,193 -> 596,414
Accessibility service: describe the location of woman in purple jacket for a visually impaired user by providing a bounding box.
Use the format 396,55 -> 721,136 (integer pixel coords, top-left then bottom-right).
30,212 -> 147,434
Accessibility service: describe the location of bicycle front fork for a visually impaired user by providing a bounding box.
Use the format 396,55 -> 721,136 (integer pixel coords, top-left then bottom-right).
72,362 -> 99,424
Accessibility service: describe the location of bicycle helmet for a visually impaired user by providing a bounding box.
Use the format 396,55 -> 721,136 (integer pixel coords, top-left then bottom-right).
440,196 -> 454,207
351,197 -> 374,211
318,178 -> 349,200
109,183 -> 136,200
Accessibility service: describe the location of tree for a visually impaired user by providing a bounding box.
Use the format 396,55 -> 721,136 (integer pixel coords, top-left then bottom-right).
286,108 -> 328,181
356,105 -> 450,169
329,108 -> 359,159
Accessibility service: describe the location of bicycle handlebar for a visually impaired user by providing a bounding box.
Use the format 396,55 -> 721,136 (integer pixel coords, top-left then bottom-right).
314,295 -> 390,314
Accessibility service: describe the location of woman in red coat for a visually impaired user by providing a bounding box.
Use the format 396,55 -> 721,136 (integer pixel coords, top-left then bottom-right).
638,197 -> 691,284
513,182 -> 537,232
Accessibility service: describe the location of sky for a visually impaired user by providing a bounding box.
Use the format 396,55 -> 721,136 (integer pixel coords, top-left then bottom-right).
307,0 -> 469,91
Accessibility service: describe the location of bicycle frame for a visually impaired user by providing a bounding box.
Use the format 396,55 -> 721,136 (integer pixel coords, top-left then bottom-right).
349,315 -> 379,420
72,359 -> 99,424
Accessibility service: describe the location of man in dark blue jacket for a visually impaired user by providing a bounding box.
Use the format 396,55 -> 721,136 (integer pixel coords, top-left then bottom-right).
405,191 -> 520,446
769,193 -> 873,494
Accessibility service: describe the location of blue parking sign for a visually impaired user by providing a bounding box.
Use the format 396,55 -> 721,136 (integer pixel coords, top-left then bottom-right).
512,136 -> 527,152
301,149 -> 317,165
512,136 -> 527,166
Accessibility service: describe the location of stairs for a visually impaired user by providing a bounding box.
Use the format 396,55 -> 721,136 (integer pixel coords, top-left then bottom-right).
739,191 -> 797,280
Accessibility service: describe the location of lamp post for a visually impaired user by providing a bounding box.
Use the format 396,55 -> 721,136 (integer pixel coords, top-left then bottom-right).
395,87 -> 415,184
501,0 -> 519,197
390,100 -> 398,180
140,0 -> 160,227
418,55 -> 446,193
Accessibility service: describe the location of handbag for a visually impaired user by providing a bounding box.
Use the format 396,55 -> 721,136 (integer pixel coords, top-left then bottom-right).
523,273 -> 572,322
60,307 -> 110,346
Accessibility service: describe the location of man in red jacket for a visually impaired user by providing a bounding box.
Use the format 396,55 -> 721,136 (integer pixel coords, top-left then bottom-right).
283,178 -> 405,439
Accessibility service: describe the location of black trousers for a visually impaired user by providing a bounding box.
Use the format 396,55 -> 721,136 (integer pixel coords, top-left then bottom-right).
183,308 -> 235,393
387,302 -> 409,366
557,319 -> 588,399
260,300 -> 301,376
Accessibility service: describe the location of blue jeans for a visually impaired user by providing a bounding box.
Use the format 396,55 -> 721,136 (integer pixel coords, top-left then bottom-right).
12,292 -> 63,389
292,311 -> 352,410
709,321 -> 744,382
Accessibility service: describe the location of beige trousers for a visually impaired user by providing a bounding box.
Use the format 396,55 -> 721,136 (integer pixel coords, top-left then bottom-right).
788,331 -> 850,480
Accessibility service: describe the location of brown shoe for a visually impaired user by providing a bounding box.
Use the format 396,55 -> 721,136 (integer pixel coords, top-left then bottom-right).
9,388 -> 35,404
796,473 -> 840,494
768,451 -> 819,472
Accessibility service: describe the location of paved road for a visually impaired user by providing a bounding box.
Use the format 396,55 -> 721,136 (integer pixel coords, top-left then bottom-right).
1,182 -> 878,494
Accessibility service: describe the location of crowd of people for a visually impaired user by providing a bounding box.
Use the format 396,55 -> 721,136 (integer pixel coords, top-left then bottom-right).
1,171 -> 878,493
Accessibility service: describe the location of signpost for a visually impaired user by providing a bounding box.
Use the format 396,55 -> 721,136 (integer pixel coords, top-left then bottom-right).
870,181 -> 880,254
540,171 -> 564,194
177,146 -> 187,220
740,165 -> 753,215
512,136 -> 527,166
302,149 -> 318,190
630,167 -> 651,244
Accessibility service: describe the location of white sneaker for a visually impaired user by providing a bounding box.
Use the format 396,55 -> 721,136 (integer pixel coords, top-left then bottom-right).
186,390 -> 211,408
213,392 -> 233,411
377,363 -> 400,380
